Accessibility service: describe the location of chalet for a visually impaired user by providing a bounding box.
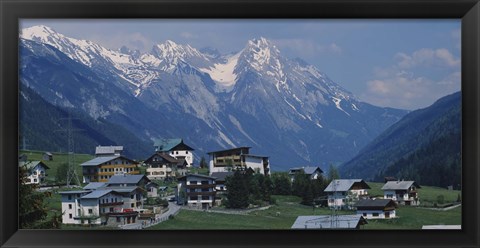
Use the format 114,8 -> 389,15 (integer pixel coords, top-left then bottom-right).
288,166 -> 323,181
176,174 -> 217,209
153,138 -> 194,167
324,179 -> 370,209
19,161 -> 49,184
95,146 -> 123,157
208,147 -> 270,175
80,155 -> 139,183
381,180 -> 421,206
355,199 -> 397,219
210,171 -> 234,192
43,152 -> 53,161
144,152 -> 181,180
291,215 -> 367,229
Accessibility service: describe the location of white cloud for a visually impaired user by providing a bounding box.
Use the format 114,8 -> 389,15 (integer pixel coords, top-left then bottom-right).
395,48 -> 460,69
361,48 -> 460,110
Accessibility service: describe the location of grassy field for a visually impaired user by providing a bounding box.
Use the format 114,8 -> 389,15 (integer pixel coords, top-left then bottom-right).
147,195 -> 461,230
367,182 -> 461,206
20,150 -> 93,184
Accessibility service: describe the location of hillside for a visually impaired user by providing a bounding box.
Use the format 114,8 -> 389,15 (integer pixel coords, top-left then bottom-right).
19,86 -> 153,160
339,92 -> 461,188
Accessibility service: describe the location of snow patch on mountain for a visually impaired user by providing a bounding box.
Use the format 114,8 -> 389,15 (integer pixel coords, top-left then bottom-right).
200,52 -> 240,90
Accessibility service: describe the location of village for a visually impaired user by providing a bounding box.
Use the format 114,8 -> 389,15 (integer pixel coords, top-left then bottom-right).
19,138 -> 462,230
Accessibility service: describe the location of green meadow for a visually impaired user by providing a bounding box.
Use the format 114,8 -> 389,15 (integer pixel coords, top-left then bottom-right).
147,194 -> 461,230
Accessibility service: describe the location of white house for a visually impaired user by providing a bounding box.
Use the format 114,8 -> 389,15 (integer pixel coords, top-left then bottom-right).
144,152 -> 183,180
208,147 -> 270,175
19,161 -> 49,185
324,179 -> 370,209
288,166 -> 323,181
209,171 -> 234,192
381,180 -> 421,206
176,174 -> 217,209
59,190 -> 90,225
355,199 -> 397,219
153,138 -> 194,167
59,175 -> 146,226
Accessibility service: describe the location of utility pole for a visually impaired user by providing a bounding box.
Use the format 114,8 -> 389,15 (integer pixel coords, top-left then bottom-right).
55,110 -> 83,187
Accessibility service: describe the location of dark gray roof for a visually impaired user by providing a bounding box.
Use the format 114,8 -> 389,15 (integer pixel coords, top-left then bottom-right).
107,174 -> 148,185
354,199 -> 394,208
291,215 -> 367,229
103,186 -> 140,193
324,179 -> 370,192
381,181 -> 420,190
58,190 -> 90,195
81,189 -> 117,199
210,172 -> 234,181
19,161 -> 50,170
178,174 -> 216,181
83,182 -> 107,190
80,156 -> 119,167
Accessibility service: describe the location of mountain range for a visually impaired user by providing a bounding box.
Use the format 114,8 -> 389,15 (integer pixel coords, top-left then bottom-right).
340,92 -> 461,188
19,25 -> 409,170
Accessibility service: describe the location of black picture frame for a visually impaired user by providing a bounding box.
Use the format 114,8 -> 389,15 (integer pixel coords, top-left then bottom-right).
1,0 -> 479,247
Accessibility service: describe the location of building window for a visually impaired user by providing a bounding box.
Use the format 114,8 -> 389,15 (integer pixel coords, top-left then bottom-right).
131,195 -> 134,199
88,209 -> 93,214
69,204 -> 72,209
363,213 -> 367,217
372,213 -> 379,217
68,195 -> 72,200
189,181 -> 197,185
202,196 -> 210,200
110,207 -> 114,212
186,151 -> 189,154
190,196 -> 198,201
131,203 -> 135,208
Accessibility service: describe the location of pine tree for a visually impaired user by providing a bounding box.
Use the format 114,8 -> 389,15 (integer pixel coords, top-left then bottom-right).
225,170 -> 249,209
19,165 -> 61,229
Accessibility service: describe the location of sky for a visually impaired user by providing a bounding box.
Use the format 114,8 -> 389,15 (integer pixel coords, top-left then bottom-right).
20,19 -> 461,110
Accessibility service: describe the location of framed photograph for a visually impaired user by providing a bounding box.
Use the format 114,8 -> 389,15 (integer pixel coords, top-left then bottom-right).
1,0 -> 479,247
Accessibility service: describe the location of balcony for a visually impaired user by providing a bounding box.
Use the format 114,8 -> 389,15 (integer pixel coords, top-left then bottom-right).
186,184 -> 216,189
186,191 -> 216,196
99,202 -> 124,207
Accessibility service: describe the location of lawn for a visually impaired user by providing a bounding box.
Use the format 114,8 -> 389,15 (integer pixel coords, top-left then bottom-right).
20,150 -> 93,185
147,194 -> 461,230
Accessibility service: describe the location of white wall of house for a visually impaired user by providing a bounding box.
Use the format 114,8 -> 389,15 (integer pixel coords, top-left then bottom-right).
121,192 -> 144,210
327,192 -> 347,208
26,165 -> 47,184
244,156 -> 266,174
79,199 -> 102,225
383,190 -> 398,201
350,189 -> 369,197
146,165 -> 172,180
61,194 -> 84,225
327,190 -> 364,209
356,209 -> 396,219
169,150 -> 193,167
208,156 -> 269,175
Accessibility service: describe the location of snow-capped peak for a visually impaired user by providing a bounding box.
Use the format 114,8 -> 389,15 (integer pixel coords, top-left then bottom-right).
239,37 -> 281,72
152,40 -> 205,61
